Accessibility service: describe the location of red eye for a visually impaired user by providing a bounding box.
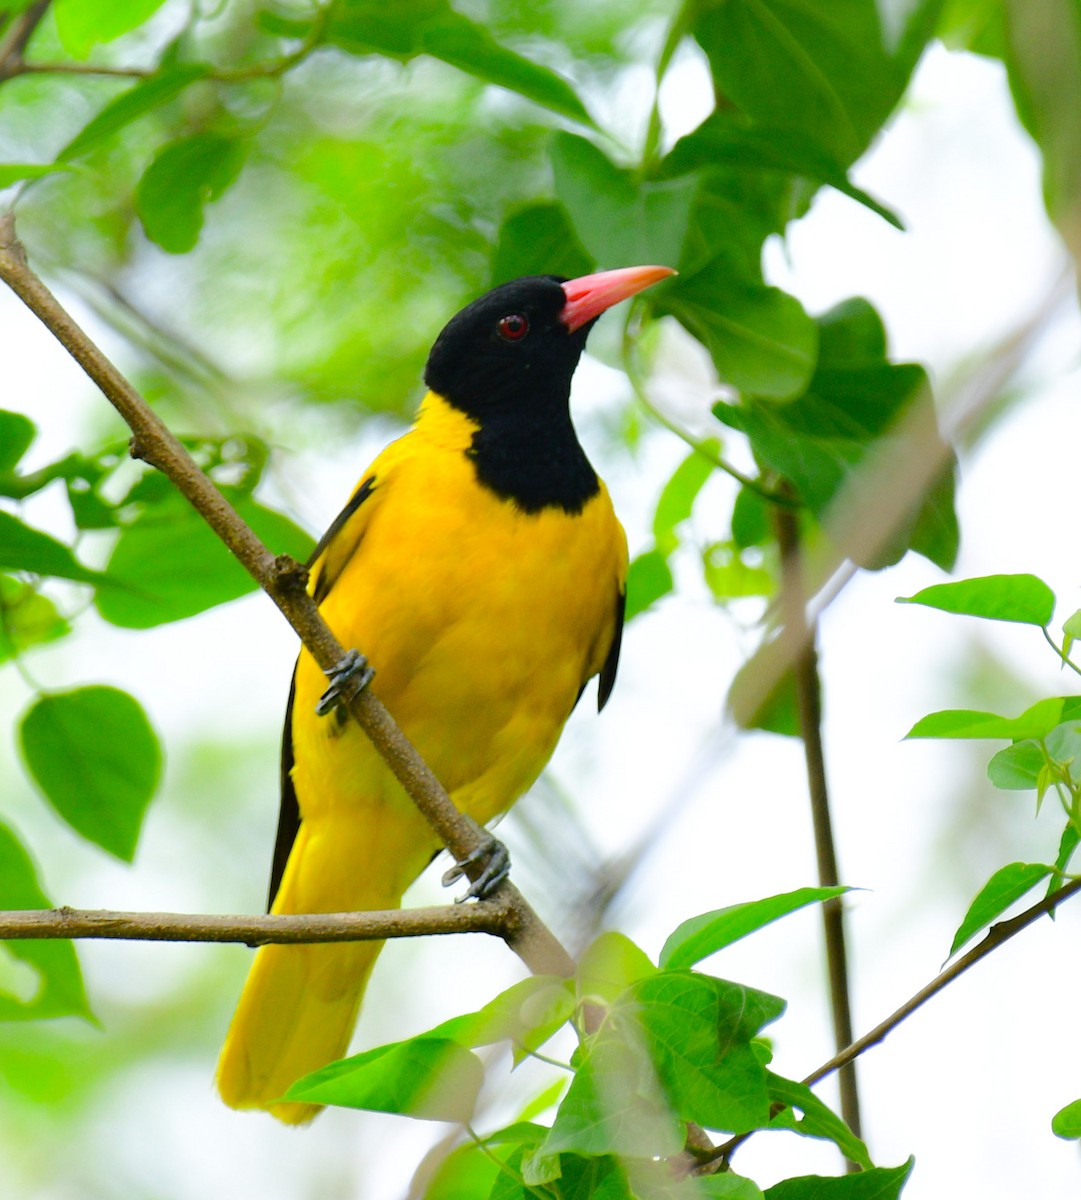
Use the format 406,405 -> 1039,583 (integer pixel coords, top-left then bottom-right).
496,313 -> 529,341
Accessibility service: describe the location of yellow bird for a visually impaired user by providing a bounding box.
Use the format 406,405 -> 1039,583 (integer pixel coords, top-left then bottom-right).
217,264 -> 674,1122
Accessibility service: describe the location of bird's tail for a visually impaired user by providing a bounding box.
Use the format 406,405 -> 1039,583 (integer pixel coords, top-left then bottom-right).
217,816 -> 419,1124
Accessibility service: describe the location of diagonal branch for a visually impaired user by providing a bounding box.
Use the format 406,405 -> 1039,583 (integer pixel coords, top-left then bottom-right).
0,211 -> 573,981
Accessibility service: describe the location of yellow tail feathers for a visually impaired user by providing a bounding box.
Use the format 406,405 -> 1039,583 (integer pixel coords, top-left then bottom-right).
216,813 -> 424,1123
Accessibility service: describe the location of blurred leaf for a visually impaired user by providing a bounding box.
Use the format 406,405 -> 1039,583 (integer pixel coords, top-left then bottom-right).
0,510 -> 104,584
1052,1098 -> 1081,1140
767,1073 -> 871,1169
286,1037 -> 484,1121
713,298 -> 957,569
691,0 -> 910,166
96,494 -> 314,628
490,201 -> 593,285
0,821 -> 92,1022
19,686 -> 162,862
660,887 -> 851,970
905,698 -> 1067,740
0,163 -> 74,189
660,115 -> 902,228
577,932 -> 657,1004
949,862 -> 1054,956
57,64 -> 211,162
325,0 -> 593,126
728,636 -> 801,737
897,573 -> 1056,626
731,485 -> 771,548
430,975 -> 574,1059
987,740 -> 1045,790
551,132 -> 694,270
54,0 -> 170,58
624,548 -> 674,621
702,542 -> 774,601
420,1139 -> 502,1199
0,576 -> 71,661
764,1158 -> 915,1199
1002,0 -> 1081,263
136,133 -> 248,253
659,254 -> 817,399
0,410 -> 35,471
652,444 -> 717,556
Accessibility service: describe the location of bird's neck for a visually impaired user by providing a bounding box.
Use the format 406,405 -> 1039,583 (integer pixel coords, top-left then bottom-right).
415,391 -> 600,515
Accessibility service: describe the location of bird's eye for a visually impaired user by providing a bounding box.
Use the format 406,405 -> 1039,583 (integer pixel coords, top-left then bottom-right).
496,313 -> 529,341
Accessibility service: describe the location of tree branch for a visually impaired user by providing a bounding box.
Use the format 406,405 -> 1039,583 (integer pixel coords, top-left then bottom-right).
0,211 -> 574,981
0,903 -> 512,946
0,0 -> 50,82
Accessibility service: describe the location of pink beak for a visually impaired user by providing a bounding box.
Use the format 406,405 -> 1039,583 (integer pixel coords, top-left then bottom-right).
559,265 -> 677,333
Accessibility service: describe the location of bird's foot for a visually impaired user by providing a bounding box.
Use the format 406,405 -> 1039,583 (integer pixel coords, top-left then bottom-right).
442,821 -> 511,902
315,649 -> 375,716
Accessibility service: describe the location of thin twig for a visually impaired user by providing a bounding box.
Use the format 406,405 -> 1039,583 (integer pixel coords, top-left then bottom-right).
0,903 -> 511,946
0,0 -> 50,81
0,211 -> 573,981
711,872 -> 1081,1170
773,498 -> 861,1158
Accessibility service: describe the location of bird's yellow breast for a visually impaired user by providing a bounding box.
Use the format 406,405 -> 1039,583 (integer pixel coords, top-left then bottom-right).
290,393 -> 627,846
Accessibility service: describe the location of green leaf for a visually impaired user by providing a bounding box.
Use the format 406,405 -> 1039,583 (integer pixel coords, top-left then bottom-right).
422,1139 -> 503,1199
727,635 -> 801,737
652,445 -> 718,556
0,510 -> 104,584
96,495 -> 314,628
0,821 -> 93,1022
987,741 -> 1045,790
949,862 -> 1054,956
429,975 -> 574,1060
905,698 -> 1066,741
491,202 -> 593,286
767,1073 -> 871,1169
764,1158 -> 915,1200
325,0 -> 593,126
633,972 -> 784,1133
54,0 -> 170,58
691,1 -> 909,166
897,573 -> 1056,627
660,887 -> 850,970
551,132 -> 694,271
0,576 -> 71,662
660,115 -> 902,228
136,133 -> 248,253
624,548 -> 674,621
541,1023 -> 686,1159
1052,1098 -> 1081,1140
0,163 -> 74,190
57,65 -> 211,162
0,410 -> 36,472
19,687 -> 162,861
286,1036 -> 483,1121
662,257 -> 817,400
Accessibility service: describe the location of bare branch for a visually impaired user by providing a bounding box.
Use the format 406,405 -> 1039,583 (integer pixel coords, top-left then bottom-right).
0,0 -> 50,81
0,903 -> 511,946
0,211 -> 574,981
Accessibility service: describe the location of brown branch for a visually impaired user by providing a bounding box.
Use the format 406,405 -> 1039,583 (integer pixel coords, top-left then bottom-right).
773,499 -> 861,1156
0,903 -> 511,946
0,0 -> 50,81
0,211 -> 573,982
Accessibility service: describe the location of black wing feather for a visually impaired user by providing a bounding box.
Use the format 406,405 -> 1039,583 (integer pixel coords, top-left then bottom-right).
597,587 -> 625,711
268,667 -> 300,910
310,475 -> 376,604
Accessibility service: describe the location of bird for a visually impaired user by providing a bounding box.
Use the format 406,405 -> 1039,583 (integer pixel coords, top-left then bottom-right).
216,263 -> 674,1123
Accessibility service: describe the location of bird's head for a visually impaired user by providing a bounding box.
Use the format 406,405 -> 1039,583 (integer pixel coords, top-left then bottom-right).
424,265 -> 675,421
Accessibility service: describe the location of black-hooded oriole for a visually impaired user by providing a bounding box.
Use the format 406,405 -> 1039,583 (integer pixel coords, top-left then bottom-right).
217,264 -> 674,1122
